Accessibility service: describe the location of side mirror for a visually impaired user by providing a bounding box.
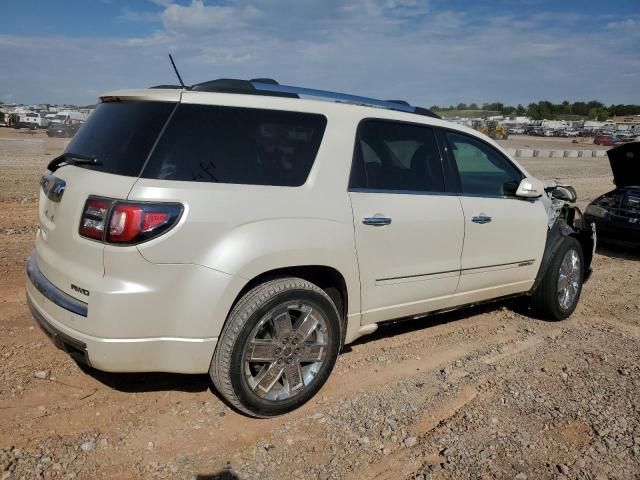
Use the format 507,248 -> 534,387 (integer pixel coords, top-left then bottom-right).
515,177 -> 544,198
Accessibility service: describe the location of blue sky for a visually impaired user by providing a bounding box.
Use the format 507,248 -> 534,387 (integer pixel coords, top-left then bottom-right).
1,0 -> 639,106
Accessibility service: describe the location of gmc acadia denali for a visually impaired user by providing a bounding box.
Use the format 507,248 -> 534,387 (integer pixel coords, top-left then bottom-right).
26,78 -> 595,416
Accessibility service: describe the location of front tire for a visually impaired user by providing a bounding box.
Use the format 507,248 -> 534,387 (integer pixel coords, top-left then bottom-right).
210,277 -> 341,417
531,237 -> 584,320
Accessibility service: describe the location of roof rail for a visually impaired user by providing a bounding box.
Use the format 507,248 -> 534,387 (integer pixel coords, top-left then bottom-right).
252,82 -> 416,113
152,77 -> 441,119
249,78 -> 279,85
252,82 -> 441,119
386,99 -> 411,106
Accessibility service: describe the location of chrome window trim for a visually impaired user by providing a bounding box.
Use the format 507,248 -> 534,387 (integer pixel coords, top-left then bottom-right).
348,187 -> 534,201
26,251 -> 88,317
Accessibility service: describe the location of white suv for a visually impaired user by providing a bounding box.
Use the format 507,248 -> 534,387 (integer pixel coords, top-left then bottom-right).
26,78 -> 595,417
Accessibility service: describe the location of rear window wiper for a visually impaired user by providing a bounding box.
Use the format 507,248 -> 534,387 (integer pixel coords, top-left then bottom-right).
47,152 -> 102,172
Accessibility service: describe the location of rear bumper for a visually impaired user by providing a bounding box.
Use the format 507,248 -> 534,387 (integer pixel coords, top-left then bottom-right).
25,251 -> 219,373
27,295 -> 91,367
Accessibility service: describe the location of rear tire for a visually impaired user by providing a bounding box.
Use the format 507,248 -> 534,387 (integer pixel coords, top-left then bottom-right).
210,277 -> 341,417
531,237 -> 584,320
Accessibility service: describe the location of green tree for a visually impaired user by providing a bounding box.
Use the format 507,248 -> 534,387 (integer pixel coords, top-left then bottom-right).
482,102 -> 504,112
455,102 -> 468,110
516,104 -> 526,115
572,102 -> 588,116
588,107 -> 609,121
527,102 -> 542,120
469,103 -> 479,110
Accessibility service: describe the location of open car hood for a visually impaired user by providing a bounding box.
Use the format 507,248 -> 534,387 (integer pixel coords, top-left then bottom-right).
607,142 -> 640,188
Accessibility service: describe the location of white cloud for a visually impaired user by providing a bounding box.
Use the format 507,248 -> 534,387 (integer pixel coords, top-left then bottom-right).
606,18 -> 639,32
188,47 -> 252,65
161,0 -> 256,32
1,2 -> 638,106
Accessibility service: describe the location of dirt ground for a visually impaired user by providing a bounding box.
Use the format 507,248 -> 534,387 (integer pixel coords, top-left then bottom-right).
0,128 -> 638,480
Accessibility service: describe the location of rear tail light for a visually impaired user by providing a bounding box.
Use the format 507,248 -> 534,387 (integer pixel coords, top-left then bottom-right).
79,198 -> 110,240
79,196 -> 182,245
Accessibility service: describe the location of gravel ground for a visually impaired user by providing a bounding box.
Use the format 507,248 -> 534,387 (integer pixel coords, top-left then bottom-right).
0,128 -> 638,479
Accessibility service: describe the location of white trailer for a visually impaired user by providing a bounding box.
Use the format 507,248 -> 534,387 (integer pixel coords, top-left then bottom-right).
49,111 -> 89,124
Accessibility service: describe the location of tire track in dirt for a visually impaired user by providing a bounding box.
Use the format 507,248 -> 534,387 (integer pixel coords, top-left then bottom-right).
352,331 -> 553,480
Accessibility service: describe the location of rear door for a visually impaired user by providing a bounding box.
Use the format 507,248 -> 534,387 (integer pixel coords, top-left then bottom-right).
442,130 -> 547,296
34,99 -> 176,302
349,120 -> 464,324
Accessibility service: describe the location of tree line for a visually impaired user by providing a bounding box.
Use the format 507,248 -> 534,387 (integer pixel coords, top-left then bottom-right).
430,101 -> 640,121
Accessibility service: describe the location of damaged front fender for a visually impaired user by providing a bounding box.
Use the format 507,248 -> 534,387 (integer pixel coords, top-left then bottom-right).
530,206 -> 596,294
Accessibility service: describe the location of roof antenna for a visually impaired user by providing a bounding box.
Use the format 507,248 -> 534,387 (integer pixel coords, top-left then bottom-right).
168,54 -> 186,89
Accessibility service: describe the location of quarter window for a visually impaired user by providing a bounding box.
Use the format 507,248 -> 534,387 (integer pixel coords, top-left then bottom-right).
350,120 -> 445,193
445,132 -> 522,196
143,105 -> 327,186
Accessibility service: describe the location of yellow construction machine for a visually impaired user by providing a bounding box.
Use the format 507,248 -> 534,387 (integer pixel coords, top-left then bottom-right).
473,120 -> 509,140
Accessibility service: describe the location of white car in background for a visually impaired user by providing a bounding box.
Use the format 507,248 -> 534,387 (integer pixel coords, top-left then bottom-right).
26,78 -> 595,416
562,129 -> 580,137
18,112 -> 48,129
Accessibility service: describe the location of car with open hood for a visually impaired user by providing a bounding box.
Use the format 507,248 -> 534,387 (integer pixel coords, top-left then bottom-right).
584,142 -> 640,247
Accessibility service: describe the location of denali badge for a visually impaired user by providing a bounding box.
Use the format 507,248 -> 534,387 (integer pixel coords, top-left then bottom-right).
71,284 -> 90,296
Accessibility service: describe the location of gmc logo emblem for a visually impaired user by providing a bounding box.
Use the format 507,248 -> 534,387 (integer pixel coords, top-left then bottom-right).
71,284 -> 90,297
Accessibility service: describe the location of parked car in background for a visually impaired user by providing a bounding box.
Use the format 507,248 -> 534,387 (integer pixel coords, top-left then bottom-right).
47,120 -> 84,138
508,127 -> 525,135
561,129 -> 579,137
15,112 -> 48,129
584,142 -> 640,247
594,134 -> 620,146
617,133 -> 638,143
49,111 -> 89,125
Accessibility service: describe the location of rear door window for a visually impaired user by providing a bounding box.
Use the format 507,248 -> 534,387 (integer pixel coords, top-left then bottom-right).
349,120 -> 445,193
142,105 -> 327,186
64,101 -> 175,177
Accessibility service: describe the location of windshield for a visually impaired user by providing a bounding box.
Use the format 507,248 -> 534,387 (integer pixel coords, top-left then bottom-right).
65,101 -> 175,177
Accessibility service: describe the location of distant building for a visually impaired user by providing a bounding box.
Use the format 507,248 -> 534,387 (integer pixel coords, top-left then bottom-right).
541,120 -> 569,129
583,121 -> 607,131
611,115 -> 640,126
610,115 -> 640,132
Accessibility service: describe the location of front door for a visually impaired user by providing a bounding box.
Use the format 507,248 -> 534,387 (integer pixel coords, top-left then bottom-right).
443,131 -> 548,296
348,120 -> 465,324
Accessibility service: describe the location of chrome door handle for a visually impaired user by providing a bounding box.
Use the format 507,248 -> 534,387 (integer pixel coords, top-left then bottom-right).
363,216 -> 392,226
471,214 -> 492,224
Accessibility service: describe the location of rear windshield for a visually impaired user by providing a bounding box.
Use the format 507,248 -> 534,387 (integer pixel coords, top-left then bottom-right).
142,104 -> 327,186
65,101 -> 175,177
